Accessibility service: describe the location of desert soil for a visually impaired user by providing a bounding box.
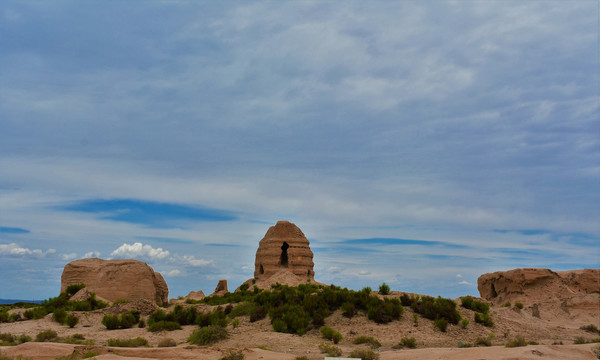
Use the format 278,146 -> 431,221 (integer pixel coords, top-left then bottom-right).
1,291 -> 599,360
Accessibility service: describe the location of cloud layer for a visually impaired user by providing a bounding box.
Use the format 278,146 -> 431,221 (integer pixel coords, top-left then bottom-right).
0,1 -> 597,300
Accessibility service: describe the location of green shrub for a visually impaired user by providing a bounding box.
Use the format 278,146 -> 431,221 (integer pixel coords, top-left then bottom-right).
229,302 -> 256,318
460,318 -> 469,329
318,342 -> 342,357
158,338 -> 176,347
434,317 -> 448,332
101,315 -> 120,330
35,329 -> 58,342
119,312 -> 136,329
460,296 -> 490,314
23,307 -> 47,320
580,324 -> 600,334
18,335 -> 31,344
413,313 -> 418,327
66,314 -> 79,328
474,312 -> 494,327
272,318 -> 287,333
52,308 -> 68,324
320,326 -> 342,344
341,302 -> 357,318
378,283 -> 390,295
502,301 -> 511,307
475,337 -> 492,346
148,321 -> 182,332
514,302 -> 523,310
188,325 -> 229,345
231,317 -> 240,328
82,350 -> 100,359
411,296 -> 461,324
294,357 -> 310,360
349,349 -> 380,360
0,333 -> 16,346
107,337 -> 148,347
506,336 -> 528,347
138,318 -> 146,328
219,350 -> 244,360
65,284 -> 86,297
458,341 -> 473,348
352,335 -> 381,349
249,305 -> 267,322
367,298 -> 403,324
393,337 -> 417,349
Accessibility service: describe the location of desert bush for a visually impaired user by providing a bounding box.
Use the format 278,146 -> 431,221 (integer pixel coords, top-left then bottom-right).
138,318 -> 146,328
367,298 -> 403,324
220,350 -> 244,360
475,337 -> 492,346
188,325 -> 229,345
318,342 -> 342,357
502,301 -> 511,307
460,318 -> 469,329
17,335 -> 31,344
341,302 -> 357,318
66,314 -> 79,328
148,320 -> 181,332
294,357 -> 310,360
457,341 -> 473,348
350,349 -> 380,360
474,312 -> 494,327
82,350 -> 100,359
118,312 -> 136,329
581,324 -> 600,334
65,284 -> 86,297
249,305 -> 268,322
392,337 -> 417,349
107,337 -> 148,347
101,315 -> 120,330
35,329 -> 58,342
269,304 -> 310,335
434,317 -> 448,332
506,336 -> 528,347
320,326 -> 342,344
411,296 -> 461,324
352,335 -> 381,348
378,282 -> 390,295
413,313 -> 418,327
460,296 -> 490,314
23,307 -> 46,320
229,302 -> 255,318
231,317 -> 240,328
58,334 -> 93,345
0,333 -> 16,346
158,338 -> 177,347
52,308 -> 68,324
514,301 -> 523,310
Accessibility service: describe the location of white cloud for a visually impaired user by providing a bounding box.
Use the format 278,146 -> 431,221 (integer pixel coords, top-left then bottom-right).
62,253 -> 77,261
0,243 -> 55,258
456,274 -> 463,278
166,269 -> 181,277
111,242 -> 170,260
177,255 -> 212,267
83,251 -> 100,258
459,281 -> 472,285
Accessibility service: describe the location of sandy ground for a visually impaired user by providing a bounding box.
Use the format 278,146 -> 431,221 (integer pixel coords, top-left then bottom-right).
1,292 -> 598,359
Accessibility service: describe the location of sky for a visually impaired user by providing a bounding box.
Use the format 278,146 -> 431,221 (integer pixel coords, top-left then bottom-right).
0,1 -> 598,301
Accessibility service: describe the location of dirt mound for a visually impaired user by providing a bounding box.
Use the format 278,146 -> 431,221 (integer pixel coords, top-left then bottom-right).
61,258 -> 169,304
478,268 -> 599,305
103,299 -> 159,316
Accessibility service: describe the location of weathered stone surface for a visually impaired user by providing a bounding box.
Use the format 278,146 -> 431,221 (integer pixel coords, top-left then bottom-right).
61,258 -> 168,304
254,220 -> 315,281
478,268 -> 599,305
212,280 -> 228,296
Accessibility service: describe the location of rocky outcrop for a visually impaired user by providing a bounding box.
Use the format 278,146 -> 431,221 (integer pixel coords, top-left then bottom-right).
212,280 -> 228,296
61,258 -> 168,304
478,268 -> 599,305
254,220 -> 315,281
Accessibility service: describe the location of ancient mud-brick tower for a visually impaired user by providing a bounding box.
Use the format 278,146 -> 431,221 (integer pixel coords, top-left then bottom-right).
254,220 -> 315,281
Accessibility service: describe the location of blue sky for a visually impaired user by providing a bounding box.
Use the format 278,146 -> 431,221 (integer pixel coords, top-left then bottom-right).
0,1 -> 598,300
